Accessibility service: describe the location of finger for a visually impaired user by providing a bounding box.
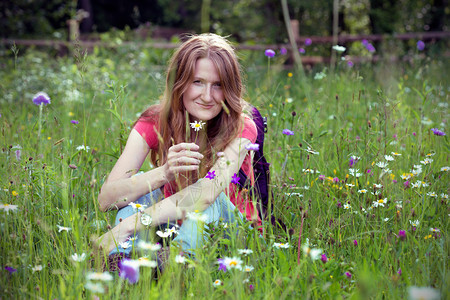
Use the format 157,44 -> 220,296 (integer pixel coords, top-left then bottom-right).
171,165 -> 200,173
168,150 -> 204,161
170,143 -> 199,152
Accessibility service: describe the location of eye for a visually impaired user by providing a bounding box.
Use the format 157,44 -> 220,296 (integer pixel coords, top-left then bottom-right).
213,82 -> 222,89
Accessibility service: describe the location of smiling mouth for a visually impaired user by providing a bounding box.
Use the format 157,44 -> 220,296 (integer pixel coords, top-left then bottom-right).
197,103 -> 213,109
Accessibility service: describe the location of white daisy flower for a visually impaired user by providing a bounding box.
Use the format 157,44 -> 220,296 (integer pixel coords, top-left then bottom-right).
84,282 -> 105,294
376,161 -> 388,168
237,249 -> 253,256
349,169 -> 362,177
441,166 -> 449,172
71,253 -> 86,262
306,147 -> 319,155
56,225 -> 71,232
31,265 -> 43,272
119,241 -> 132,249
128,202 -> 146,213
222,256 -> 243,270
138,257 -> 158,268
273,242 -> 290,249
76,145 -> 90,152
384,155 -> 394,161
156,226 -> 178,238
190,121 -> 205,131
86,271 -> 113,281
332,45 -> 346,52
344,204 -> 351,210
420,158 -> 433,165
242,265 -> 254,272
175,255 -> 186,264
302,243 -> 323,260
0,203 -> 18,214
409,219 -> 420,227
407,286 -> 440,300
213,279 -> 222,287
138,241 -> 161,251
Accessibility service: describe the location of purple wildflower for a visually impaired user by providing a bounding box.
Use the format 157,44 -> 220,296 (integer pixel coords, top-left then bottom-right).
5,266 -> 17,274
349,157 -> 358,167
280,47 -> 287,55
404,181 -> 410,188
333,177 -> 339,183
412,132 -> 416,136
205,171 -> 216,180
305,38 -> 312,46
417,40 -> 425,51
397,268 -> 402,275
398,230 -> 406,241
119,259 -> 139,284
353,240 -> 358,246
249,284 -> 255,291
298,48 -> 305,54
264,49 -> 275,58
337,202 -> 342,208
318,175 -> 325,181
367,169 -> 371,174
393,179 -> 398,184
71,120 -> 79,125
321,254 -> 328,264
231,173 -> 240,185
282,129 -> 294,135
431,128 -> 446,136
345,272 -> 352,279
364,42 -> 376,53
361,39 -> 369,46
15,149 -> 21,161
245,143 -> 260,151
217,258 -> 227,272
32,92 -> 51,106
347,61 -> 354,67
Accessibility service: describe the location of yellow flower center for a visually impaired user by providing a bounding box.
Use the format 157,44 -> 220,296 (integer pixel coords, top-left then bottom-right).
229,261 -> 237,266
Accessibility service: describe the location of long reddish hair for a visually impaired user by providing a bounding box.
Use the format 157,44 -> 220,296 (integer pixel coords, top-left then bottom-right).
137,33 -> 248,188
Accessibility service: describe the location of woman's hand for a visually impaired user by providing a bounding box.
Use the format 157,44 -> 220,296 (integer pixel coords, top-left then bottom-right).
163,143 -> 203,182
93,217 -> 138,254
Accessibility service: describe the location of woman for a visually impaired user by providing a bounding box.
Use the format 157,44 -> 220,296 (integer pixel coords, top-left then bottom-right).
96,33 -> 261,262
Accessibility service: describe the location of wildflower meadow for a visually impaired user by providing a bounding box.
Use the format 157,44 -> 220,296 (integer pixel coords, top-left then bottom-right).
0,41 -> 448,299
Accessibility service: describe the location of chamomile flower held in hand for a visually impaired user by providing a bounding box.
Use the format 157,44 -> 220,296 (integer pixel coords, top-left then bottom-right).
190,120 -> 205,131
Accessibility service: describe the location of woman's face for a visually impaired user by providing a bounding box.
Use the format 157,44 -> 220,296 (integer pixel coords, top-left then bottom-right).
183,58 -> 224,122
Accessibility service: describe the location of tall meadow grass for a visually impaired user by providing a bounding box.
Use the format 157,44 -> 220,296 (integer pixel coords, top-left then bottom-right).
0,43 -> 448,299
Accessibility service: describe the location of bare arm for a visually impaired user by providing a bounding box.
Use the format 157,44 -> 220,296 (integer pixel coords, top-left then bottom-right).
98,129 -> 203,211
96,136 -> 251,252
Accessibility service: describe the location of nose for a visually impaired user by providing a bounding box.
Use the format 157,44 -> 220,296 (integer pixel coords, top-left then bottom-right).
201,85 -> 212,102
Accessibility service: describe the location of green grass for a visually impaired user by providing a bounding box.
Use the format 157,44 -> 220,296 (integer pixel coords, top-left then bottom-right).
0,44 -> 448,299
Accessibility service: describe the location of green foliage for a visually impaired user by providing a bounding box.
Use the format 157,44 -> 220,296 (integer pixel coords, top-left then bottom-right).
0,45 -> 448,299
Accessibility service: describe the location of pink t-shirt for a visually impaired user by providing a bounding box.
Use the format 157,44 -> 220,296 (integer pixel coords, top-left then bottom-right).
134,115 -> 262,228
